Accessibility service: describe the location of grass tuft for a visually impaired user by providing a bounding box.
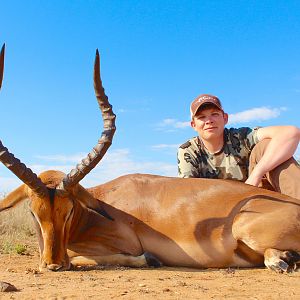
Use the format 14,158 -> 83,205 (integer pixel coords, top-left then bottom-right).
0,194 -> 37,255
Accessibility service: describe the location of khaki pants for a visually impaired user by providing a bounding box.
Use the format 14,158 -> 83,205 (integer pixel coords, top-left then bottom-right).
249,139 -> 300,200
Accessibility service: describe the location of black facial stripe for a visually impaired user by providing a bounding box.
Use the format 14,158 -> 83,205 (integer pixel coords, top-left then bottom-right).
47,188 -> 56,205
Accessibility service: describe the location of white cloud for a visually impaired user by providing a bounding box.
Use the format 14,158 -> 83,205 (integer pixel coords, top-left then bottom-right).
228,107 -> 286,125
161,118 -> 176,125
295,146 -> 300,162
156,106 -> 286,131
0,149 -> 177,194
152,144 -> 179,150
151,144 -> 179,156
81,148 -> 177,187
174,121 -> 190,128
35,153 -> 86,163
0,177 -> 23,195
30,164 -> 73,174
156,118 -> 190,130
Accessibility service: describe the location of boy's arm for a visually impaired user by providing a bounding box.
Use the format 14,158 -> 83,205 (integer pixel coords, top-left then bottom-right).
177,147 -> 199,178
245,125 -> 300,186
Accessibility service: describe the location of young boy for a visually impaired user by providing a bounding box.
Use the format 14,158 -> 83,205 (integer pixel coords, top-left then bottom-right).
177,94 -> 300,199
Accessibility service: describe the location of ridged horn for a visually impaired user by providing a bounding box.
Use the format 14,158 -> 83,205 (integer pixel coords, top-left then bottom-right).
0,141 -> 48,196
0,44 -> 48,197
0,44 -> 5,90
60,49 -> 116,190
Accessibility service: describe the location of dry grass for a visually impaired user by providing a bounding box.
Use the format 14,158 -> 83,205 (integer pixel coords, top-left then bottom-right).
0,193 -> 37,255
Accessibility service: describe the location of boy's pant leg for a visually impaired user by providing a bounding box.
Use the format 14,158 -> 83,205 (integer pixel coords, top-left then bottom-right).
249,139 -> 300,200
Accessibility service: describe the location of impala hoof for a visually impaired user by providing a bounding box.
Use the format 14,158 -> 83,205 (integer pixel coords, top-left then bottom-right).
265,249 -> 300,273
40,261 -> 70,272
144,252 -> 162,268
47,264 -> 63,271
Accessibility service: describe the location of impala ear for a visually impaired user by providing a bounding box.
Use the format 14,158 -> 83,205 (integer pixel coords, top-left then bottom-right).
74,185 -> 114,221
0,184 -> 29,212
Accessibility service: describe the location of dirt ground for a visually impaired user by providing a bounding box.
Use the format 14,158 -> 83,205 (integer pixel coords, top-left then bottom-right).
1,244 -> 300,300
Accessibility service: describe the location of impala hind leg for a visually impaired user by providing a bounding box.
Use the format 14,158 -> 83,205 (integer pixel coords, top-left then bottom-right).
264,249 -> 300,273
70,252 -> 162,268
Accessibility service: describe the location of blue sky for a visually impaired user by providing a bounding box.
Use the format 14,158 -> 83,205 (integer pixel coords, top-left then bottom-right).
1,1 -> 300,193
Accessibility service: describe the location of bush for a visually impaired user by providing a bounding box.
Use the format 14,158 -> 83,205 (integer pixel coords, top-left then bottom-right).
1,241 -> 28,255
0,194 -> 36,254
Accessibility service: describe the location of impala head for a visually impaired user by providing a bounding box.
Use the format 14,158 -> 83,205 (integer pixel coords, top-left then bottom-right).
0,44 -> 116,271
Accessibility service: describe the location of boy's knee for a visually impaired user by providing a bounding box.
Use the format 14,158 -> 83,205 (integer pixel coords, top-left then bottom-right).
249,139 -> 271,171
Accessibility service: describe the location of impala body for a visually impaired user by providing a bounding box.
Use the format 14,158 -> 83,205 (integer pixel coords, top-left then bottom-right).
1,44 -> 300,273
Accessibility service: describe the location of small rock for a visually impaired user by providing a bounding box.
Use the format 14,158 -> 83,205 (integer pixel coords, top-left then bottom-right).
138,283 -> 146,287
5,268 -> 16,273
177,281 -> 188,287
223,267 -> 236,275
0,281 -> 18,292
25,268 -> 39,275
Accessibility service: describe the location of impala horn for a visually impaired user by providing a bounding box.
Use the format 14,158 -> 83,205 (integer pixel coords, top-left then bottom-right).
0,44 -> 48,197
59,49 -> 116,191
0,44 -> 5,90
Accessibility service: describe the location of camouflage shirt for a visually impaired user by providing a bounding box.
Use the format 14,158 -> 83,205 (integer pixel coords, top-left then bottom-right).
177,127 -> 260,181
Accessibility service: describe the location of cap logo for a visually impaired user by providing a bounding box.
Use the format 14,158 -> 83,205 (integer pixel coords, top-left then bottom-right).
197,96 -> 215,103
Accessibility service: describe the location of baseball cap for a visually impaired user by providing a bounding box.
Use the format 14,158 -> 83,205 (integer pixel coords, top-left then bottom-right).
190,94 -> 223,118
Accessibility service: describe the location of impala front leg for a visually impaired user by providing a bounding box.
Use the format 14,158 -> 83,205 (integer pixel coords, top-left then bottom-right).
70,252 -> 162,268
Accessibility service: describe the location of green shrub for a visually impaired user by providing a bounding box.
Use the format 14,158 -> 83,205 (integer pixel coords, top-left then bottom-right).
0,194 -> 37,254
1,241 -> 28,255
15,243 -> 27,255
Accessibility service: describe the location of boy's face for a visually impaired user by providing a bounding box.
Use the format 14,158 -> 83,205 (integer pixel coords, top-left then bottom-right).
191,106 -> 228,141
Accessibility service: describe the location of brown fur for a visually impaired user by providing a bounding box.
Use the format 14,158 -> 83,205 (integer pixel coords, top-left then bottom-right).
2,170 -> 300,272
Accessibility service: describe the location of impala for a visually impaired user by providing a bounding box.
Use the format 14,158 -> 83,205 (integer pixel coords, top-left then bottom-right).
1,43 -> 300,273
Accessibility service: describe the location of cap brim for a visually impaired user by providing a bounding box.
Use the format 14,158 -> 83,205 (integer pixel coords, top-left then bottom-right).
192,101 -> 222,117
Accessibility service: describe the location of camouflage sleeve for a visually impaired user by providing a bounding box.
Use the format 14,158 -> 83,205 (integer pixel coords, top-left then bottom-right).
238,127 -> 260,152
177,145 -> 200,178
